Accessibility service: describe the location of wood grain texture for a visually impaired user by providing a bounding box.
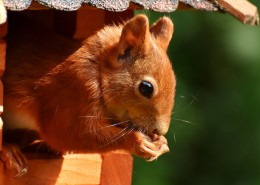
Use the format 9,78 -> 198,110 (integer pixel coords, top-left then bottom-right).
72,8 -> 106,39
216,0 -> 259,25
0,22 -> 7,38
0,81 -> 3,114
0,40 -> 6,77
0,23 -> 7,78
0,118 -> 2,151
101,151 -> 133,185
0,153 -> 102,185
0,22 -> 6,151
53,8 -> 134,39
0,152 -> 133,185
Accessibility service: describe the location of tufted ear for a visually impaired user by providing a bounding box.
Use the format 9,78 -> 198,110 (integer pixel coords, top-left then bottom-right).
150,17 -> 174,51
119,14 -> 150,51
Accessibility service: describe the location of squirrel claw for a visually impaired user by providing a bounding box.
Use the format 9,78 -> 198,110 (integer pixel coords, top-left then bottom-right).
127,132 -> 170,160
14,167 -> 28,178
0,144 -> 28,177
146,156 -> 158,162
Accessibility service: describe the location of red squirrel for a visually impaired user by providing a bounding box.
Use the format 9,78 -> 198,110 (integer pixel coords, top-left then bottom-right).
1,14 -> 176,174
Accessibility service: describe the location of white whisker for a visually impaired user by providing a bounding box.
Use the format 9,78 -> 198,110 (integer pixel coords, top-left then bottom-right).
125,125 -> 136,135
173,93 -> 199,114
98,125 -> 130,148
79,115 -> 115,120
103,95 -> 118,106
104,120 -> 130,128
173,118 -> 197,126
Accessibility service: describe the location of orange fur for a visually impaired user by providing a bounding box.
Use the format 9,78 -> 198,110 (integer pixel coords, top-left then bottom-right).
2,14 -> 176,159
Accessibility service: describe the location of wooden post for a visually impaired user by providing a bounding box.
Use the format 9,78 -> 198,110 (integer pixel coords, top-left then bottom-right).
101,152 -> 133,185
0,22 -> 7,151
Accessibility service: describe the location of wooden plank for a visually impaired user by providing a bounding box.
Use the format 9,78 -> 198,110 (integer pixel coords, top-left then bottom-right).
0,22 -> 7,152
0,118 -> 2,151
0,22 -> 7,114
53,8 -> 134,40
0,153 -> 102,185
0,22 -> 7,37
72,8 -> 134,39
215,0 -> 259,25
56,154 -> 102,185
0,39 -> 6,77
73,8 -> 106,39
100,151 -> 133,185
105,9 -> 134,25
53,11 -> 77,38
0,80 -> 3,114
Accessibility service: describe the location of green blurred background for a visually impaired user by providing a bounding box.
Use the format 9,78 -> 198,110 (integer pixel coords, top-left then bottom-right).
133,1 -> 260,185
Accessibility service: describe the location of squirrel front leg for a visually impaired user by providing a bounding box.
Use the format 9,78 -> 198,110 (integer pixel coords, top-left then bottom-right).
92,124 -> 170,161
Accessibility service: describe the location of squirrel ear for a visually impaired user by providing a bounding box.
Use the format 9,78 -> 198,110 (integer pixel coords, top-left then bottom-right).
150,17 -> 174,51
119,14 -> 149,49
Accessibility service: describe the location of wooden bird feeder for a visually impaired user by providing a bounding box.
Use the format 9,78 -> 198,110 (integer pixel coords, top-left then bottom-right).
0,0 -> 259,185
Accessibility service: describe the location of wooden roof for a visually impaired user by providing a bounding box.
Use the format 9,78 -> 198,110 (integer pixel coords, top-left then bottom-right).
3,0 -> 216,11
0,0 -> 259,25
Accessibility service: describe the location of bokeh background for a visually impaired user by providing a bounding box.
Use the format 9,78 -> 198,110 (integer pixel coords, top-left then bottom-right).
133,1 -> 260,185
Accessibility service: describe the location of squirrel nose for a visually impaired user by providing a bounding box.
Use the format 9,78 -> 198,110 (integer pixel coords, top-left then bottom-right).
151,121 -> 170,135
153,129 -> 160,135
153,127 -> 167,136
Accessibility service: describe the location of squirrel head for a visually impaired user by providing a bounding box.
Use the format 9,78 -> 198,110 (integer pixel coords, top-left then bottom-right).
100,15 -> 175,136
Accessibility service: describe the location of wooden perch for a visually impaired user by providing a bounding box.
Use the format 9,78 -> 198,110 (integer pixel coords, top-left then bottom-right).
0,19 -> 7,152
0,152 -> 133,185
214,0 -> 259,25
0,118 -> 2,151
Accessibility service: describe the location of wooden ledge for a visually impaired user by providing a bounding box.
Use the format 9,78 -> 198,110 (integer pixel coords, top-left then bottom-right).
0,151 -> 133,185
0,118 -> 2,151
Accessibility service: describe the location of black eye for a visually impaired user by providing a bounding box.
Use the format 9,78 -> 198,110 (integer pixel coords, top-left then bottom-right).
139,81 -> 154,98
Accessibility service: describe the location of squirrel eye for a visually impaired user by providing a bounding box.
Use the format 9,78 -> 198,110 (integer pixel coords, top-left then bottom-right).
139,81 -> 154,98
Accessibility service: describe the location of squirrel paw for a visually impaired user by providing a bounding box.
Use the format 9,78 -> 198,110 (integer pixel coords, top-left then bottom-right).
128,132 -> 169,160
0,144 -> 28,177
